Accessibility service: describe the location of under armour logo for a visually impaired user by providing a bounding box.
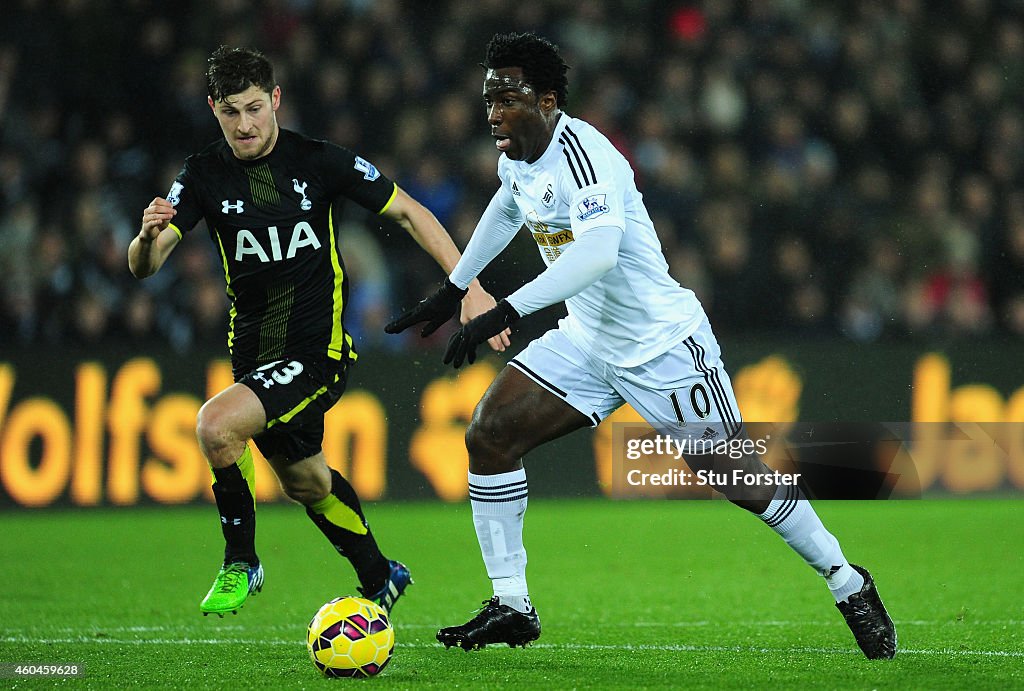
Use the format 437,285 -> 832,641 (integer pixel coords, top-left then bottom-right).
292,178 -> 312,211
222,200 -> 244,214
220,516 -> 242,526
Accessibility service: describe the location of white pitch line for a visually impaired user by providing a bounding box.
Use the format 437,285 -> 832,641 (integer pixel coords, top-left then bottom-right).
23,619 -> 1023,635
2,637 -> 1021,658
631,620 -> 1022,628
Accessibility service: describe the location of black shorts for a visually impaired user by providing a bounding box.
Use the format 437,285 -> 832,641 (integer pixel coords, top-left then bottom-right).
237,355 -> 349,464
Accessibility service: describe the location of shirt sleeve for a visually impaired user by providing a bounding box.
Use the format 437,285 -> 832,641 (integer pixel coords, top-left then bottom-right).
448,183 -> 523,289
556,129 -> 627,238
320,142 -> 398,214
505,224 -> 621,316
503,135 -> 628,315
165,160 -> 203,239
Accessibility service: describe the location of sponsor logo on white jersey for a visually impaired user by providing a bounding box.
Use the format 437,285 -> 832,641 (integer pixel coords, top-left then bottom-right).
526,212 -> 573,262
532,228 -> 574,247
576,194 -> 609,221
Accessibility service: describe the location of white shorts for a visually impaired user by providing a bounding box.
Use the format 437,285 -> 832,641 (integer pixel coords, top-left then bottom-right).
509,315 -> 742,442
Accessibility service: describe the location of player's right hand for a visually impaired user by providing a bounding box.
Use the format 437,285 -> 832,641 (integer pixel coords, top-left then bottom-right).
139,197 -> 176,241
385,278 -> 468,338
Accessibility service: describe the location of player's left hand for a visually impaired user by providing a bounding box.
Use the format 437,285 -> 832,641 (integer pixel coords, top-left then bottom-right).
461,284 -> 512,352
444,300 -> 520,368
385,278 -> 467,337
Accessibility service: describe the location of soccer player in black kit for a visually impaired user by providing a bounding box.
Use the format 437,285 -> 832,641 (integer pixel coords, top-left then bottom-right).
129,46 -> 509,617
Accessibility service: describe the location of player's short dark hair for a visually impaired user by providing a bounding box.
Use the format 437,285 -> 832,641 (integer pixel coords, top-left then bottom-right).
484,32 -> 569,107
206,46 -> 276,103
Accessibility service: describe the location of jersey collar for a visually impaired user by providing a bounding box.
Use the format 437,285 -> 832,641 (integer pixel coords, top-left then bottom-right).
530,113 -> 569,168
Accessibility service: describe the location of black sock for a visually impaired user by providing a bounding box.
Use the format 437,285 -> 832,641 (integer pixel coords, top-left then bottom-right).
306,469 -> 388,593
212,463 -> 258,567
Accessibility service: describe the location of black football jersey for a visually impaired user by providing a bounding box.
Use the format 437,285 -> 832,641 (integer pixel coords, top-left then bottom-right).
166,129 -> 396,370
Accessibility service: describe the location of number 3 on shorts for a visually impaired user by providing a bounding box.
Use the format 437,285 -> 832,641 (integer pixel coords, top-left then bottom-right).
256,360 -> 304,388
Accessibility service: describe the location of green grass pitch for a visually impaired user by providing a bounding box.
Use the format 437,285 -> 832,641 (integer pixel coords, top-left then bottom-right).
2,499 -> 1022,688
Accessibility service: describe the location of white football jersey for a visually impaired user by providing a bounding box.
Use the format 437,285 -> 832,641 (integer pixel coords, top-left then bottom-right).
498,114 -> 704,367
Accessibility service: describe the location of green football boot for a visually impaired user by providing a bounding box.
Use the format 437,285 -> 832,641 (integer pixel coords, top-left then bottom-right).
200,562 -> 264,617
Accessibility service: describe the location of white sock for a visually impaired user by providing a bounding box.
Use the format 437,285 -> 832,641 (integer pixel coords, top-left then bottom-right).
758,485 -> 864,603
469,469 -> 531,613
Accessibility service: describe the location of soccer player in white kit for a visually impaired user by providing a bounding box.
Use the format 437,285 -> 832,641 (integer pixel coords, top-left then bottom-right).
387,32 -> 896,659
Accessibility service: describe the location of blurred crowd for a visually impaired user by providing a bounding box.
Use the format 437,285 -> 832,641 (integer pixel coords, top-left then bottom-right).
2,0 -> 1024,354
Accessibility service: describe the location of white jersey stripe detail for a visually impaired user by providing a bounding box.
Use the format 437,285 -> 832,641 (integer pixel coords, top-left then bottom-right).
558,136 -> 590,187
564,125 -> 597,182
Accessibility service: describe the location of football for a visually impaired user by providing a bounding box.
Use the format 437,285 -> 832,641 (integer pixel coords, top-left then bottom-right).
306,596 -> 394,678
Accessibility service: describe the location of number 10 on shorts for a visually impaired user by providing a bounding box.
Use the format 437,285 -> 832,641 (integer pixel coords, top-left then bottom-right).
669,383 -> 712,425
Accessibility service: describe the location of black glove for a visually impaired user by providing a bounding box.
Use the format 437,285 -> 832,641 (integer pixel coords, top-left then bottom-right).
444,299 -> 520,368
385,278 -> 468,338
